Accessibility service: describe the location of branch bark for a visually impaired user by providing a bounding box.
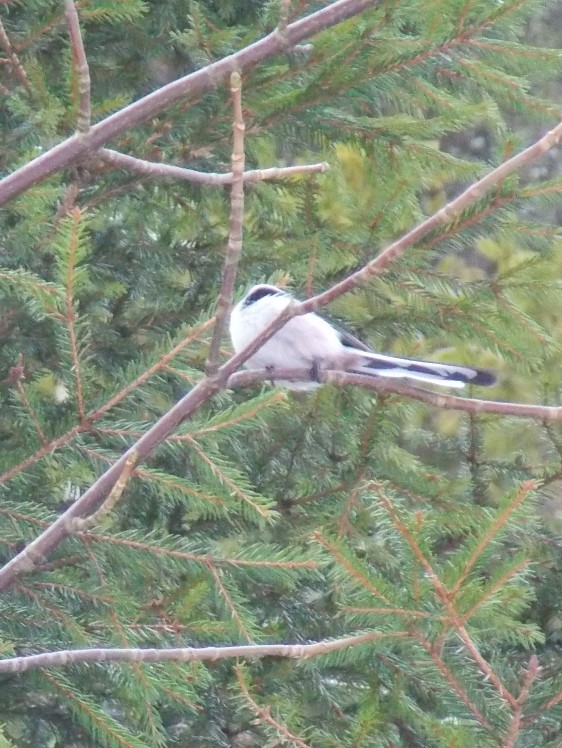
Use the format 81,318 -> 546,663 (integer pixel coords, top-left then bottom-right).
0,630 -> 403,674
98,148 -> 328,185
63,0 -> 91,133
206,71 -> 246,374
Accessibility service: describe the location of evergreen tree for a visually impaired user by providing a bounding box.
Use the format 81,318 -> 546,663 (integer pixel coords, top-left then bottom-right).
2,0 -> 562,746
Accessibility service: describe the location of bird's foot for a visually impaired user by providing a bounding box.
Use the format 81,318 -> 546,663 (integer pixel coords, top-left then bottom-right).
310,359 -> 322,384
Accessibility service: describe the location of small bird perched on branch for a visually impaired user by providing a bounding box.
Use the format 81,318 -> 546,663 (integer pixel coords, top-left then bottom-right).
230,284 -> 496,391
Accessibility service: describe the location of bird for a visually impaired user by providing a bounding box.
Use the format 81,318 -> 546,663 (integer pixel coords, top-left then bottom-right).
229,284 -> 496,391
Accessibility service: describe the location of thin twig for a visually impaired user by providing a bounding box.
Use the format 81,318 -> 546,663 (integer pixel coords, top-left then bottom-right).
0,18 -> 31,93
63,0 -> 90,133
206,71 -> 246,374
0,630 -> 405,674
64,209 -> 86,420
98,148 -> 328,184
68,451 -> 138,531
279,0 -> 292,31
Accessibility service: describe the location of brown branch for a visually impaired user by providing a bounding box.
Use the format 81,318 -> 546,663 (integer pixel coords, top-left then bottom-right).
502,655 -> 540,748
63,0 -> 90,133
236,663 -> 310,748
0,18 -> 31,93
0,630 -> 404,674
206,71 -> 246,374
0,0 -> 380,206
98,148 -> 328,185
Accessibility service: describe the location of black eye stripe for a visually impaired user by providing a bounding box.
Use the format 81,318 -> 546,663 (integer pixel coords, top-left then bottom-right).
243,286 -> 285,307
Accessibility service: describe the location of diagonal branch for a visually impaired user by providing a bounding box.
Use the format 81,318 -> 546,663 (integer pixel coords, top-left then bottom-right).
206,71 -> 246,374
63,0 -> 91,133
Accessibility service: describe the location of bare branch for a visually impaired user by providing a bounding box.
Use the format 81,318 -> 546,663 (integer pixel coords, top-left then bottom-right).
98,148 -> 328,185
227,368 -> 562,420
0,18 -> 31,93
206,71 -> 246,374
63,0 -> 91,133
0,0 -> 380,206
0,630 -> 405,674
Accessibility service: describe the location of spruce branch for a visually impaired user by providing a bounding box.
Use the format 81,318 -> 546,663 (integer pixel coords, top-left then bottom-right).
236,663 -> 311,748
415,633 -> 493,730
448,481 -> 536,599
0,630 -> 405,674
0,18 -> 30,93
313,531 -> 392,604
6,356 -> 48,447
0,0 -> 380,206
502,656 -> 541,748
98,148 -> 328,186
379,493 -> 518,710
63,0 -> 91,134
185,435 -> 274,520
206,560 -> 254,643
4,91 -> 562,593
0,318 -> 214,485
206,72 -> 246,375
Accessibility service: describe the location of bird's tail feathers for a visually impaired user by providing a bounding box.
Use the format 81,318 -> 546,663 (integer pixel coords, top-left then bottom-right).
352,351 -> 496,388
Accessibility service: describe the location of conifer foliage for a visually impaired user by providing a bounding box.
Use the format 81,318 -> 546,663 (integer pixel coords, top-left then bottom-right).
2,0 -> 562,745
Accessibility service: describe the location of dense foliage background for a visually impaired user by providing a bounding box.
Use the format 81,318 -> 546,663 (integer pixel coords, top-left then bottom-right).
3,0 -> 562,745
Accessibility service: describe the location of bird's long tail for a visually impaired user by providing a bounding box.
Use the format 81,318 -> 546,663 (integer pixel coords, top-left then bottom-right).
353,351 -> 496,388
